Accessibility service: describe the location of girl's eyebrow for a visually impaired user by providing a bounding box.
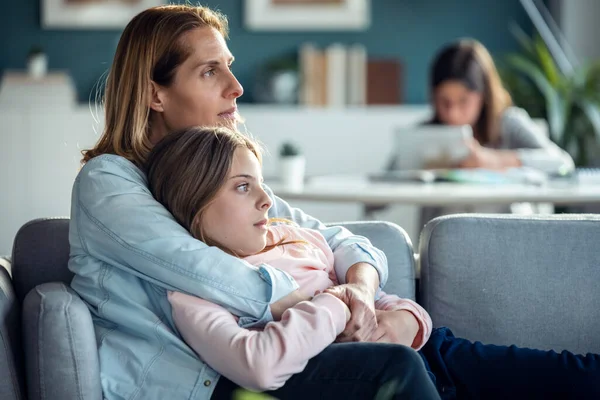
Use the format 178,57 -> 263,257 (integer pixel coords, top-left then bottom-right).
229,174 -> 254,180
228,174 -> 264,182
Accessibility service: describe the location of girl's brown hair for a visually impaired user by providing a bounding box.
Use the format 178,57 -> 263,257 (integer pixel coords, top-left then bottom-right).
83,5 -> 228,166
146,127 -> 301,255
430,39 -> 512,145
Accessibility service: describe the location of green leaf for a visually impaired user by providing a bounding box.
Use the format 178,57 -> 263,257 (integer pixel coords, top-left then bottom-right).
233,389 -> 277,400
579,101 -> 600,143
505,54 -> 567,141
508,22 -> 536,60
532,34 -> 560,86
374,380 -> 399,400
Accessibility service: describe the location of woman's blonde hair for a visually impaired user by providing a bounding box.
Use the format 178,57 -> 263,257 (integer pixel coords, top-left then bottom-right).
430,39 -> 512,145
146,127 -> 301,255
83,5 -> 229,166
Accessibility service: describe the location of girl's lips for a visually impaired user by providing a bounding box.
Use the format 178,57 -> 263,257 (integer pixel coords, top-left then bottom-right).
254,219 -> 268,229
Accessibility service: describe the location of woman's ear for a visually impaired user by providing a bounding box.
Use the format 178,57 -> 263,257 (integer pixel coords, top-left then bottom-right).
148,81 -> 165,112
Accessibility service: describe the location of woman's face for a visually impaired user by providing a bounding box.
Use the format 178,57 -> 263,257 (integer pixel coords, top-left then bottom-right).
150,26 -> 244,142
201,148 -> 272,257
433,80 -> 483,127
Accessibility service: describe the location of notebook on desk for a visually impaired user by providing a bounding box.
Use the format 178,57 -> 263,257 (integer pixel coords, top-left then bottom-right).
369,167 -> 548,186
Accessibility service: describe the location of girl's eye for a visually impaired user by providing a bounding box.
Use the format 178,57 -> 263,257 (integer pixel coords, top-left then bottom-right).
203,69 -> 216,77
236,183 -> 249,193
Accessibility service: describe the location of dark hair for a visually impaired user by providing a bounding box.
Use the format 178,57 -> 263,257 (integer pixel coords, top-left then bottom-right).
146,126 -> 261,247
145,127 -> 301,256
429,39 -> 512,145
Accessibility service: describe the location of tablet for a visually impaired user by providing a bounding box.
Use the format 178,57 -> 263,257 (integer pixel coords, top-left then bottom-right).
391,124 -> 473,170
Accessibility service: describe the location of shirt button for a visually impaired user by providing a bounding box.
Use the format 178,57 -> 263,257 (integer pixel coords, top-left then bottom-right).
204,380 -> 212,387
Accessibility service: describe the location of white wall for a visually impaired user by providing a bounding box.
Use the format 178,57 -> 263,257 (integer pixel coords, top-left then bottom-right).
0,103 -> 431,255
560,0 -> 600,62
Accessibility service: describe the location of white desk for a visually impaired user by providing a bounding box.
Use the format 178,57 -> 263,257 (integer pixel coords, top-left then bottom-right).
267,175 -> 600,207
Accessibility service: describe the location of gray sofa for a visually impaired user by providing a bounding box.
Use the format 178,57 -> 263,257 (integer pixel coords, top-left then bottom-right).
1,214 -> 600,399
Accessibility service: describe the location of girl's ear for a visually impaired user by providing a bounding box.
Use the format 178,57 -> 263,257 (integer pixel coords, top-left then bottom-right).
148,81 -> 165,112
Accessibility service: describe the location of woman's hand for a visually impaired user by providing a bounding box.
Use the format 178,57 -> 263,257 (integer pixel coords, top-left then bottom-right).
324,283 -> 377,342
370,309 -> 420,348
459,138 -> 521,170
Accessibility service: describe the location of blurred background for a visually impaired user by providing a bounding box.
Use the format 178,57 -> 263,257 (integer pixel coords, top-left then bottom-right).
1,0 -> 599,253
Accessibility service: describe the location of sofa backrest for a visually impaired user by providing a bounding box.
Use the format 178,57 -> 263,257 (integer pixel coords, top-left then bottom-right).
419,213 -> 600,355
11,218 -> 72,304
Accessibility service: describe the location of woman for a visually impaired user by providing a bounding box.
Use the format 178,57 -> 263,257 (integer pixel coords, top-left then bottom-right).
68,5 -> 437,400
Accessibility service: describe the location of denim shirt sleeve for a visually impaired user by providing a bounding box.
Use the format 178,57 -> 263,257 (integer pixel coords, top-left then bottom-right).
263,184 -> 388,289
71,155 -> 298,324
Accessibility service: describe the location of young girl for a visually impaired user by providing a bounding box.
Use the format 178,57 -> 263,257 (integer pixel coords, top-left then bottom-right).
427,39 -> 573,173
145,126 -> 436,399
147,126 -> 599,400
386,39 -> 575,226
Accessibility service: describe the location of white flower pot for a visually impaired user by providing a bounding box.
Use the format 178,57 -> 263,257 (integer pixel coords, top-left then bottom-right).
27,54 -> 48,79
279,155 -> 306,192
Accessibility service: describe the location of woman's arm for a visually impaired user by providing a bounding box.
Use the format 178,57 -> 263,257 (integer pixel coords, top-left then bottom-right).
71,155 -> 299,326
263,184 -> 388,289
373,291 -> 433,350
499,107 -> 575,174
168,291 -> 348,391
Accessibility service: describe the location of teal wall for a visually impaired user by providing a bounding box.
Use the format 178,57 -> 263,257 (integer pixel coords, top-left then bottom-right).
0,0 -> 532,104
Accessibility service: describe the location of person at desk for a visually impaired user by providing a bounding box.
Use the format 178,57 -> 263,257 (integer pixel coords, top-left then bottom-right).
387,39 -> 574,224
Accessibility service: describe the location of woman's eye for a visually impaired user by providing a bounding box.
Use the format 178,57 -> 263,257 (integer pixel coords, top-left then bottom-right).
236,183 -> 249,192
203,69 -> 215,77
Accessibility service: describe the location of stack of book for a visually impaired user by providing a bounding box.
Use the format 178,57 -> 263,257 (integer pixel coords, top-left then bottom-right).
298,43 -> 402,107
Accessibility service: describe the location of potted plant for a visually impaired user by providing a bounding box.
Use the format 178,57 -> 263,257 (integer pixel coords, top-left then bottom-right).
27,45 -> 48,79
279,141 -> 305,191
499,24 -> 600,166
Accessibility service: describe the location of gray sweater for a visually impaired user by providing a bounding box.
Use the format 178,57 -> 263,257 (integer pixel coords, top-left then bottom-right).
489,107 -> 574,174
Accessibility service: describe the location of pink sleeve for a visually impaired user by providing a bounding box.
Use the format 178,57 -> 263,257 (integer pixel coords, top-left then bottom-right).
168,291 -> 347,391
375,291 -> 432,350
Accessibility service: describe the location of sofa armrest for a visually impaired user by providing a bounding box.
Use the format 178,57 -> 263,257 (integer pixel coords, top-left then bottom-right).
327,221 -> 416,300
419,213 -> 600,354
0,264 -> 24,400
22,282 -> 102,400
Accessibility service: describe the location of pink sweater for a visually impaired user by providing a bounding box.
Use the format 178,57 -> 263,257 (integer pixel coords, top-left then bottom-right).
168,224 -> 432,391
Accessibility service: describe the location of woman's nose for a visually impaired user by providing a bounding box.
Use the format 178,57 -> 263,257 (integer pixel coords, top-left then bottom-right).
227,73 -> 244,99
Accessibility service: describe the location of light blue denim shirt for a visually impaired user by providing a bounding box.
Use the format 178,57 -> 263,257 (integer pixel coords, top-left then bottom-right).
69,154 -> 388,400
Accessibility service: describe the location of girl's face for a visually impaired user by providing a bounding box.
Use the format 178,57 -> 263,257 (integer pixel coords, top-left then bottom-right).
201,148 -> 272,257
433,80 -> 483,127
150,26 -> 244,142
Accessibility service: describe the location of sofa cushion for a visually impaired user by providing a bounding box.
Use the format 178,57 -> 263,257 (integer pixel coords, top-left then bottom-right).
419,214 -> 600,355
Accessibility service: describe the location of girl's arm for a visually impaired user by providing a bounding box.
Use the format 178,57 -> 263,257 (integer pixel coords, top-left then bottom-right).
264,184 -> 388,290
168,291 -> 349,391
501,107 -> 575,174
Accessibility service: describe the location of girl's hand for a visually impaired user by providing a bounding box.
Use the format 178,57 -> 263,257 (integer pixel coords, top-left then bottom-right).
459,138 -> 521,170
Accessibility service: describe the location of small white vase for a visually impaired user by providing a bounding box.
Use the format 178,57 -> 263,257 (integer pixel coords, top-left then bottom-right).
27,54 -> 48,79
279,155 -> 306,192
